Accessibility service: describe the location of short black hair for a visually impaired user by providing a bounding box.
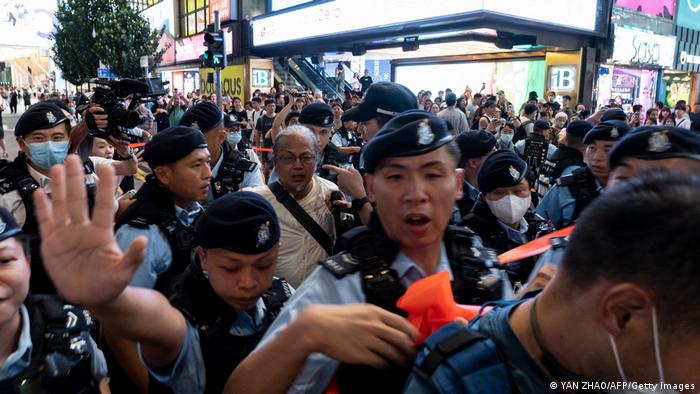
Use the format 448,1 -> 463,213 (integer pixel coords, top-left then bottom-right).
524,104 -> 537,115
580,109 -> 591,118
560,171 -> 700,334
264,98 -> 275,106
562,95 -> 571,101
632,104 -> 643,112
252,97 -> 262,104
539,111 -> 550,118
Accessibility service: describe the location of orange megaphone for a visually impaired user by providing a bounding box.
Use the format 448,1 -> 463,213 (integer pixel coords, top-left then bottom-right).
397,271 -> 490,344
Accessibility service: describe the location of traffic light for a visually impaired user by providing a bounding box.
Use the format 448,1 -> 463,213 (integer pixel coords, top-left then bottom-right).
202,31 -> 226,68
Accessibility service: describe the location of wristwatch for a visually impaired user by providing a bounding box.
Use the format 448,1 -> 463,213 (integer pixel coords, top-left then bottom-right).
351,196 -> 369,212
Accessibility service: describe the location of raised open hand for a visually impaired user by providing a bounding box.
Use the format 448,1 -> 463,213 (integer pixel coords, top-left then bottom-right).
34,155 -> 147,306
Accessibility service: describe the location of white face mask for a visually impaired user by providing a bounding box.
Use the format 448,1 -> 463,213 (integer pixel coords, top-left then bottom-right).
608,307 -> 680,394
485,194 -> 531,225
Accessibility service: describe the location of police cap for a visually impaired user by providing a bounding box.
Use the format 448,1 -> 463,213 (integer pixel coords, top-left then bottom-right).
15,102 -> 69,138
142,126 -> 208,167
363,110 -> 453,173
534,120 -> 551,132
608,126 -> 700,169
195,191 -> 280,254
478,150 -> 528,194
600,108 -> 627,122
179,101 -> 223,133
565,120 -> 594,139
456,130 -> 496,159
0,207 -> 21,242
223,113 -> 243,128
582,120 -> 630,144
298,103 -> 334,127
343,82 -> 417,122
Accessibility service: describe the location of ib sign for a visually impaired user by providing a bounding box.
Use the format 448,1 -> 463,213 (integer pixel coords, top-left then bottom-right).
252,69 -> 272,87
548,66 -> 577,91
199,65 -> 244,96
678,0 -> 700,30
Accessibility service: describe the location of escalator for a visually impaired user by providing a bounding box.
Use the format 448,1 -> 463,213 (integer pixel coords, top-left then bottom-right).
274,57 -> 353,99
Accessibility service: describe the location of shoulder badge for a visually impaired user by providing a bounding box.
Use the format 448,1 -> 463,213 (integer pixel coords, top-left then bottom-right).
648,131 -> 671,152
46,111 -> 57,123
508,165 -> 520,181
257,221 -> 271,247
417,119 -> 435,146
319,252 -> 361,279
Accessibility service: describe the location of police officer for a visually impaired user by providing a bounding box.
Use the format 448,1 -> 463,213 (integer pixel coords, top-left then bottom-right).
406,172 -> 700,393
453,130 -> 497,223
0,101 -> 102,294
536,120 -> 629,228
228,110 -> 508,394
32,156 -> 291,394
179,102 -> 263,202
0,205 -> 108,393
116,126 -> 210,295
223,112 -> 261,167
536,120 -> 592,197
462,150 -> 549,285
515,119 -> 556,174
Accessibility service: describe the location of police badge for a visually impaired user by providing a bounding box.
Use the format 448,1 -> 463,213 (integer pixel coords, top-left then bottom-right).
610,127 -> 619,139
417,119 -> 435,145
46,111 -> 57,124
508,165 -> 520,181
0,218 -> 6,235
648,131 -> 671,152
256,221 -> 271,247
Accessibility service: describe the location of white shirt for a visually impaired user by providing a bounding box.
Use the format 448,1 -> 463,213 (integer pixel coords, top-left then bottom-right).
245,176 -> 339,288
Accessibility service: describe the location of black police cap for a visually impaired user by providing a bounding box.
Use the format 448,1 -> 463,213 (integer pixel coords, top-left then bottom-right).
582,120 -> 630,144
600,108 -> 627,122
15,102 -> 69,138
608,125 -> 700,169
478,150 -> 528,194
223,113 -> 243,128
565,120 -> 594,139
179,101 -> 224,133
298,103 -> 334,127
142,126 -> 208,167
456,130 -> 496,159
363,110 -> 453,173
195,191 -> 280,254
343,82 -> 417,122
534,120 -> 551,131
0,207 -> 21,242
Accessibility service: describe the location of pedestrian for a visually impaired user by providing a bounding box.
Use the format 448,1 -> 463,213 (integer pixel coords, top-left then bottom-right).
359,69 -> 373,93
437,92 -> 469,134
9,88 -> 17,113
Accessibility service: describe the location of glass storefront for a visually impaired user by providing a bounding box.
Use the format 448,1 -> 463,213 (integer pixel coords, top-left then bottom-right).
597,65 -> 659,111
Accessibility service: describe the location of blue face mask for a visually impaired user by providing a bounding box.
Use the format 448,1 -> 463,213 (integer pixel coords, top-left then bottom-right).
27,141 -> 69,169
227,131 -> 242,145
500,133 -> 513,144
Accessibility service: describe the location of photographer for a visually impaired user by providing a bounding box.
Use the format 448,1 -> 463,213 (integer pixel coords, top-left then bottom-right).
167,92 -> 189,127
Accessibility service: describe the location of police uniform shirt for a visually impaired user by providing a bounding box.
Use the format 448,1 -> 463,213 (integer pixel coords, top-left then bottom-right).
536,178 -> 603,229
0,163 -> 100,227
514,139 -> 556,160
0,305 -> 108,383
253,246 -> 453,394
206,145 -> 265,203
116,202 -> 203,289
497,217 -> 530,245
141,297 -> 274,393
245,176 -> 338,288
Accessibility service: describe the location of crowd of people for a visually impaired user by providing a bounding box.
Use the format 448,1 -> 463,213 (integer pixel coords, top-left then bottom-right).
0,75 -> 699,394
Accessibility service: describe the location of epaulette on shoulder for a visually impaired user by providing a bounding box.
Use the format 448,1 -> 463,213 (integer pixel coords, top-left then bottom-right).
126,217 -> 151,229
319,251 -> 361,279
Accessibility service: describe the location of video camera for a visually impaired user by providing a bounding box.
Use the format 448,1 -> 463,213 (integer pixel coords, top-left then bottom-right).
79,78 -> 168,142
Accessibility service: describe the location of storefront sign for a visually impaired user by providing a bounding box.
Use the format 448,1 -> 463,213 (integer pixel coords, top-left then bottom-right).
252,68 -> 272,87
673,26 -> 700,72
678,0 -> 700,30
199,65 -> 245,96
176,32 -> 234,62
271,0 -> 314,12
252,0 -> 599,47
612,25 -> 676,68
210,0 -> 237,23
614,0 -> 674,19
548,66 -> 577,91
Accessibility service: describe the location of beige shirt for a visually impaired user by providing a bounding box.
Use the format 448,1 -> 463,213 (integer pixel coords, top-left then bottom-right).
246,176 -> 338,288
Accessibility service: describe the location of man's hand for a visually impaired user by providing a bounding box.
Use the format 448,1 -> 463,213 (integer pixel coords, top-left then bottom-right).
34,155 -> 147,307
87,105 -> 109,130
300,304 -> 419,368
321,164 -> 365,199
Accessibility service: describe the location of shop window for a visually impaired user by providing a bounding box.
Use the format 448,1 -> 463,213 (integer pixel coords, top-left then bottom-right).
129,0 -> 164,12
179,0 -> 209,37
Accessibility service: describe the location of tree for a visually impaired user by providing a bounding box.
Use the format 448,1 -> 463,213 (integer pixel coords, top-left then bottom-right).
52,0 -> 166,83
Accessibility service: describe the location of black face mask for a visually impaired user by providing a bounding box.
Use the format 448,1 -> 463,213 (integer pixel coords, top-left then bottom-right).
530,297 -> 592,385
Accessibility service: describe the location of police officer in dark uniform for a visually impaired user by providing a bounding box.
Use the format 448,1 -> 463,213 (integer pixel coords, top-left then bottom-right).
463,150 -> 549,285
178,102 -> 263,203
32,156 -> 292,394
0,102 -> 102,294
227,110 -> 510,394
515,119 -> 556,175
0,205 -> 108,393
536,120 -> 592,197
453,130 -> 497,223
536,120 -> 630,228
116,126 -> 211,295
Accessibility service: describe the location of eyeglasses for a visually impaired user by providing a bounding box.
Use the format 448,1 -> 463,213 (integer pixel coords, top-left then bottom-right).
277,154 -> 316,165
